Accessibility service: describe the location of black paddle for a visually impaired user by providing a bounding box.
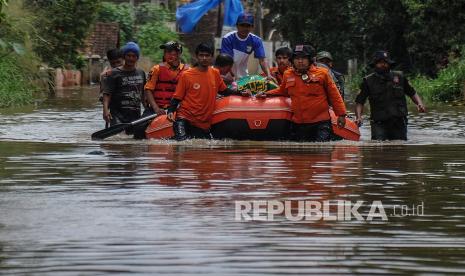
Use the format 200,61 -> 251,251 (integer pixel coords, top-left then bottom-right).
91,113 -> 158,140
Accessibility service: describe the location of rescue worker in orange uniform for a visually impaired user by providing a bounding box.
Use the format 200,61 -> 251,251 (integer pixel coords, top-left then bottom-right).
259,44 -> 347,142
144,41 -> 189,115
167,43 -> 242,141
262,46 -> 292,85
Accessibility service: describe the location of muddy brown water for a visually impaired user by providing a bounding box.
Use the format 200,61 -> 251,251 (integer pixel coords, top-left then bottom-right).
0,87 -> 464,275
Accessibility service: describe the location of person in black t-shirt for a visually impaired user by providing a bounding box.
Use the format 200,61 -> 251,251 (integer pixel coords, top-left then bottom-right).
102,42 -> 146,128
355,51 -> 426,140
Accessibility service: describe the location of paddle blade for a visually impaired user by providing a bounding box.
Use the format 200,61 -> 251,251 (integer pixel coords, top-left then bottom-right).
91,114 -> 158,140
91,123 -> 130,140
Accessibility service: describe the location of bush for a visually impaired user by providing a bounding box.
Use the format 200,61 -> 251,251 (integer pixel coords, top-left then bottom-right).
26,0 -> 100,68
97,2 -> 188,64
345,66 -> 368,99
410,54 -> 465,102
135,3 -> 174,25
0,0 -> 43,108
97,2 -> 135,44
136,23 -> 179,62
0,55 -> 38,108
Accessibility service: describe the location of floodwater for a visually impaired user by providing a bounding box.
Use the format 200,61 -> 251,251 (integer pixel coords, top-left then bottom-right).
0,87 -> 464,275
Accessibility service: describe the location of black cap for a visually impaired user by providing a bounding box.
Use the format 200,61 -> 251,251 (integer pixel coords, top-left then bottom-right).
292,44 -> 315,59
160,41 -> 183,53
370,50 -> 395,67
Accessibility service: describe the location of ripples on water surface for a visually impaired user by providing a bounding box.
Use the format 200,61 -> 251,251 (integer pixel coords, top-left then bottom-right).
0,87 -> 465,275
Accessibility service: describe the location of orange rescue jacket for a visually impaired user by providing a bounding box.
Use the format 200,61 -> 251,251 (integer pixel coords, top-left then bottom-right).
267,65 -> 346,124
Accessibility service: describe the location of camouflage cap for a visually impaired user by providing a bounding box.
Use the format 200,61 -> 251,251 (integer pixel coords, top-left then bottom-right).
160,41 -> 183,53
316,51 -> 333,61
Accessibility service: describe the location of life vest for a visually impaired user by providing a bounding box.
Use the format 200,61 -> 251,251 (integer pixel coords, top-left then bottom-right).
364,71 -> 408,121
153,63 -> 188,108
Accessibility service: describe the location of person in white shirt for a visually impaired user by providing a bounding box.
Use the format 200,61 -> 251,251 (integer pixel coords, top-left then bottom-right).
220,12 -> 271,79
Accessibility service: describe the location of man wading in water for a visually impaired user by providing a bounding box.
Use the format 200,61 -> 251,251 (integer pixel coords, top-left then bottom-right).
167,43 -> 244,141
259,44 -> 347,142
144,41 -> 188,116
355,50 -> 426,140
102,42 -> 146,134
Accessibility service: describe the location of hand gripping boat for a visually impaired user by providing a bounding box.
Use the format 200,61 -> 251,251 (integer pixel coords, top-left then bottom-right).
145,96 -> 360,141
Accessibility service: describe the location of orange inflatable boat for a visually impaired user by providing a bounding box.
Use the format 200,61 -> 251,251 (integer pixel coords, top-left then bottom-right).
145,96 -> 360,141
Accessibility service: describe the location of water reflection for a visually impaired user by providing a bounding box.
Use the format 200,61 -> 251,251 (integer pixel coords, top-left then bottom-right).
143,144 -> 361,201
1,141 -> 465,274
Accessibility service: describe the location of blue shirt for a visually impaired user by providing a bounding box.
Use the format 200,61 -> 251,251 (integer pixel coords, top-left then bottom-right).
220,31 -> 266,78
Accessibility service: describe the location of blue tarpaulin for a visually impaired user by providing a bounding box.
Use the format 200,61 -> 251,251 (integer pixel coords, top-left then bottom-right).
176,0 -> 244,33
223,0 -> 244,26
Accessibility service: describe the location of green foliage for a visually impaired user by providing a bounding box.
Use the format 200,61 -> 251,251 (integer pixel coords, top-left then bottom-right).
0,0 -> 7,25
96,2 -> 176,46
135,3 -> 174,25
0,0 -> 44,108
410,54 -> 465,102
263,0 -> 412,70
135,23 -> 178,62
97,2 -> 185,63
0,54 -> 38,108
402,0 -> 465,75
263,0 -> 465,102
346,67 -> 368,96
263,0 -> 464,75
25,0 -> 100,68
97,2 -> 134,43
0,0 -> 32,49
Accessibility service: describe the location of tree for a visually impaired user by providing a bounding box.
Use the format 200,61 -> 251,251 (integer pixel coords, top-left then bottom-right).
348,0 -> 412,70
97,2 -> 135,44
263,0 -> 411,71
25,0 -> 101,68
402,0 -> 465,75
263,0 -> 464,74
97,2 -> 184,63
